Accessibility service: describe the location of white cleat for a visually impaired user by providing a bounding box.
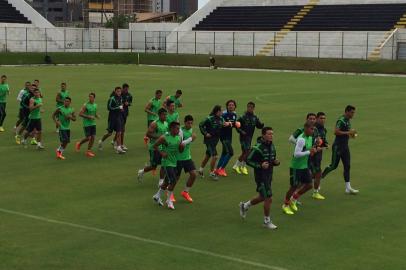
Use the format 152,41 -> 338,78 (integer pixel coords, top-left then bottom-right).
158,179 -> 164,187
345,187 -> 359,195
36,144 -> 45,150
116,146 -> 126,154
167,200 -> 175,210
198,169 -> 204,178
137,169 -> 144,182
152,195 -> 164,206
98,140 -> 103,151
263,222 -> 278,230
209,172 -> 219,181
121,145 -> 128,151
239,202 -> 248,219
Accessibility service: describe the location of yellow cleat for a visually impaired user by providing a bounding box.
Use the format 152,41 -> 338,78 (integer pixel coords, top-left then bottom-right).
233,166 -> 242,174
241,166 -> 248,175
15,135 -> 21,145
282,204 -> 294,215
0,126 -> 5,132
289,200 -> 298,212
312,192 -> 326,200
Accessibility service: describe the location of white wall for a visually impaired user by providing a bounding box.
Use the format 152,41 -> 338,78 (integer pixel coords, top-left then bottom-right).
129,23 -> 179,32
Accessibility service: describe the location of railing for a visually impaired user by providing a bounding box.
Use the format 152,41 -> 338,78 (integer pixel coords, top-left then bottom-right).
0,26 -> 401,60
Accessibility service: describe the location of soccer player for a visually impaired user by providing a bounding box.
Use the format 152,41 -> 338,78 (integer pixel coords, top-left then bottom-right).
288,113 -> 317,144
55,82 -> 69,132
15,81 -> 31,131
164,89 -> 183,111
239,127 -> 280,230
15,83 -> 35,144
310,112 -> 329,200
216,100 -> 238,177
144,90 -> 163,144
0,75 -> 10,132
322,105 -> 359,194
282,121 -> 320,215
176,115 -> 197,203
166,100 -> 179,125
98,87 -> 125,154
21,88 -> 44,149
52,97 -> 76,160
233,102 -> 264,175
152,121 -> 183,210
120,83 -> 133,150
76,93 -> 99,157
138,108 -> 168,184
198,105 -> 225,180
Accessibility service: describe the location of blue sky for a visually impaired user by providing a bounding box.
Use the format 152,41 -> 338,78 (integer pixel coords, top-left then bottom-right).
199,0 -> 210,8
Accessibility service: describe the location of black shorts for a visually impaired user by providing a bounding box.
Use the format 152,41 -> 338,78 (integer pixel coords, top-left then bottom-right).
21,108 -> 30,127
204,137 -> 219,157
163,166 -> 178,185
18,108 -> 25,121
107,117 -> 123,133
26,119 -> 42,132
59,129 -> 71,144
254,169 -> 273,198
309,152 -> 323,174
240,137 -> 253,152
176,159 -> 196,176
84,125 -> 96,137
122,114 -> 128,126
149,149 -> 162,168
290,168 -> 312,187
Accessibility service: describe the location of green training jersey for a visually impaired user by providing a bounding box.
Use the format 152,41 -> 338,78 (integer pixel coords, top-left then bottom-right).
147,97 -> 162,121
57,90 -> 69,108
149,120 -> 168,150
290,133 -> 313,169
58,106 -> 74,130
166,111 -> 179,125
168,95 -> 181,110
29,97 -> 42,119
83,102 -> 97,127
178,127 -> 193,161
335,115 -> 351,146
0,83 -> 10,103
161,133 -> 181,167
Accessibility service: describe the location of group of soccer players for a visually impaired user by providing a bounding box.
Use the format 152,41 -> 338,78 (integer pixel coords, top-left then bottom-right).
0,75 -> 133,159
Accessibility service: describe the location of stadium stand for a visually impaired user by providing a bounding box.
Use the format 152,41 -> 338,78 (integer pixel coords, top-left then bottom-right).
0,0 -> 31,24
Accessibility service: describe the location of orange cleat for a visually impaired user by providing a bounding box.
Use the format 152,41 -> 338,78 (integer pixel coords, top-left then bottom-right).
143,136 -> 149,146
217,168 -> 227,177
56,150 -> 65,160
86,150 -> 95,157
181,191 -> 193,203
222,169 -> 228,177
75,142 -> 81,152
170,192 -> 176,202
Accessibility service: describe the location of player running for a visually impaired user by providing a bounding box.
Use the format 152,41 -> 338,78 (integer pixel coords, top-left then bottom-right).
216,100 -> 238,177
21,88 -> 45,149
322,105 -> 359,194
15,81 -> 31,131
233,102 -> 264,175
76,93 -> 99,157
175,115 -> 197,203
152,121 -> 183,210
198,105 -> 225,180
98,87 -> 125,154
120,83 -> 133,151
15,83 -> 35,144
137,108 -> 168,185
144,89 -> 163,144
310,112 -> 329,200
164,89 -> 183,111
166,100 -> 179,125
288,113 -> 317,144
282,121 -> 320,215
52,97 -> 76,160
0,75 -> 10,132
55,82 -> 69,132
239,127 -> 280,230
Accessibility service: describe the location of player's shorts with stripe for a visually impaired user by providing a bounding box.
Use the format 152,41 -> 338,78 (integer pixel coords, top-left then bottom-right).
254,169 -> 273,198
290,168 -> 312,187
107,117 -> 123,133
26,119 -> 42,132
149,149 -> 162,168
59,129 -> 71,144
163,166 -> 178,185
240,137 -> 253,151
176,159 -> 196,176
84,125 -> 96,137
204,137 -> 219,157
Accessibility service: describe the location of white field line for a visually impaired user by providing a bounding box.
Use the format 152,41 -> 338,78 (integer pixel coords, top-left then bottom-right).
0,207 -> 288,270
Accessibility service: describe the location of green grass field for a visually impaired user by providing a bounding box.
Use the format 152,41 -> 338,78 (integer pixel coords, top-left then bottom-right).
0,65 -> 405,270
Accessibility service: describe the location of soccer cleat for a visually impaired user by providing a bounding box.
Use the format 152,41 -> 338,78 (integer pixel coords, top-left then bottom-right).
282,204 -> 295,215
345,187 -> 359,195
169,193 -> 176,202
312,192 -> 326,200
158,178 -> 164,187
241,166 -> 249,175
198,168 -> 204,178
36,144 -> 45,150
56,150 -> 65,160
75,142 -> 81,152
55,128 -> 59,133
98,140 -> 103,150
116,146 -> 126,154
239,202 -> 248,219
30,138 -> 38,145
86,150 -> 95,157
167,200 -> 175,210
22,139 -> 28,148
289,200 -> 298,212
233,165 -> 242,174
222,169 -> 228,177
152,195 -> 164,206
15,135 -> 21,145
181,191 -> 193,203
0,126 -> 5,132
137,169 -> 144,182
122,145 -> 128,151
209,171 -> 219,180
263,222 -> 278,230
217,168 -> 227,177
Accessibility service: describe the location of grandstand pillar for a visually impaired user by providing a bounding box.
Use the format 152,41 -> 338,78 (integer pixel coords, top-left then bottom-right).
25,28 -> 28,53
252,32 -> 255,57
341,32 -> 344,59
366,32 -> 369,60
45,28 -> 48,53
176,31 -> 178,54
232,32 -> 235,56
317,32 -> 320,58
4,27 -> 7,52
273,32 -> 276,57
64,28 -> 66,52
392,35 -> 395,60
195,32 -> 197,55
131,31 -> 133,53
295,32 -> 298,57
145,32 -> 147,53
213,32 -> 216,55
82,29 -> 84,52
99,29 -> 101,52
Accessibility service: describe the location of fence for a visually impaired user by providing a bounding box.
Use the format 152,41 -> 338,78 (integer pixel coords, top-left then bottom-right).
0,26 -> 403,60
